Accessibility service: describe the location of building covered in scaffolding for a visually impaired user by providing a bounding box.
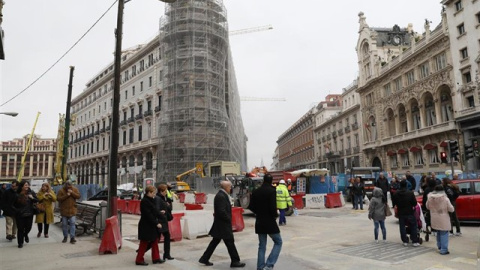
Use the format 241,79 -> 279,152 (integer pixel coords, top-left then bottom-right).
157,0 -> 247,181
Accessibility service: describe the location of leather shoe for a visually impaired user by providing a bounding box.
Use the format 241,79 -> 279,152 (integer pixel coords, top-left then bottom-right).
199,259 -> 213,266
164,255 -> 174,260
152,259 -> 165,264
37,232 -> 42,238
135,261 -> 148,266
25,235 -> 29,243
230,261 -> 246,268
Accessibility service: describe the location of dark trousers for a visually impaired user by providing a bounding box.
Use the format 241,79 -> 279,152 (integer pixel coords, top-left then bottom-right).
37,212 -> 49,235
158,231 -> 171,257
449,203 -> 461,233
398,214 -> 418,244
16,215 -> 33,245
200,237 -> 240,263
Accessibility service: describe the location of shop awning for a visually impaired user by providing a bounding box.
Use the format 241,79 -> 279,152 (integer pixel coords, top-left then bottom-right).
387,150 -> 397,156
424,143 -> 437,150
440,140 -> 449,147
409,146 -> 422,152
398,148 -> 408,154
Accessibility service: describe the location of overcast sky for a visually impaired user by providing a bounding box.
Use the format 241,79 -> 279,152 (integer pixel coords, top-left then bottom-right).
0,0 -> 442,170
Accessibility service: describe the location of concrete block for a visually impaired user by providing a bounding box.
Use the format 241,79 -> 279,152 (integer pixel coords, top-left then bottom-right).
305,194 -> 326,209
184,193 -> 195,204
181,210 -> 213,240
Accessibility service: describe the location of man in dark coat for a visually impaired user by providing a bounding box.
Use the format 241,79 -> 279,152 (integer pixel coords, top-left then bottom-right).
249,173 -> 282,270
406,171 -> 417,191
199,180 -> 245,268
392,180 -> 420,247
375,172 -> 390,203
3,181 -> 19,240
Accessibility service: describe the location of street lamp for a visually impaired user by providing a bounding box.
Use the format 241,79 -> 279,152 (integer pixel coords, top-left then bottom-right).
0,112 -> 18,117
107,0 -> 177,218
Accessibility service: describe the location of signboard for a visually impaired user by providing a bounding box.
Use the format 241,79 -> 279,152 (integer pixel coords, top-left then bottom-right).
297,177 -> 306,194
143,178 -> 154,189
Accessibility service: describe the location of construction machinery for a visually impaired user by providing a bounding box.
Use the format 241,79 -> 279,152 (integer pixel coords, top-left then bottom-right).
17,112 -> 41,182
173,164 -> 205,192
246,166 -> 268,177
53,114 -> 66,185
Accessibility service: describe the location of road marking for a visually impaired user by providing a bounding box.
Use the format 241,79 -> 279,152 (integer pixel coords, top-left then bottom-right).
450,257 -> 476,265
334,242 -> 432,262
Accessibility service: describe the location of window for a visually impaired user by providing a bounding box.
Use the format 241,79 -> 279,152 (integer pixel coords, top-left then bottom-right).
477,12 -> 480,24
132,86 -> 135,96
383,83 -> 392,97
149,76 -> 152,87
414,152 -> 423,165
457,182 -> 470,195
124,70 -> 129,80
140,81 -> 144,91
460,47 -> 468,59
390,155 -> 398,168
129,128 -> 134,144
457,23 -> 465,35
147,100 -> 152,111
435,53 -> 447,71
401,153 -> 410,167
463,71 -> 472,83
138,125 -> 143,141
429,149 -> 440,164
122,131 -> 126,145
139,60 -> 145,71
159,70 -> 163,81
124,90 -> 128,100
130,107 -> 134,118
394,77 -> 403,92
467,96 -> 475,107
123,111 -> 127,121
406,70 -> 415,85
366,93 -> 373,106
419,62 -> 430,79
455,0 -> 462,11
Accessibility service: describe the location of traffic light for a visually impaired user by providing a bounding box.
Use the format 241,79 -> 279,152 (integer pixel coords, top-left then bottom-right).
440,151 -> 448,163
449,140 -> 459,160
465,144 -> 474,160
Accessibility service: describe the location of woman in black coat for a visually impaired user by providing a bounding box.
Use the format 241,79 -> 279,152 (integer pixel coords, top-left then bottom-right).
155,184 -> 174,260
14,180 -> 38,248
135,185 -> 164,266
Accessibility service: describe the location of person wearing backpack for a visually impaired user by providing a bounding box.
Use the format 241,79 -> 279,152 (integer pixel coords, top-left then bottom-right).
442,177 -> 461,236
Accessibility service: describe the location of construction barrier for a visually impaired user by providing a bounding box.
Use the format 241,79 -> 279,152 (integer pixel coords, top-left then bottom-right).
231,207 -> 244,232
194,193 -> 207,204
117,199 -> 127,213
182,210 -> 214,239
325,192 -> 343,208
178,192 -> 186,203
291,194 -> 304,209
184,193 -> 195,204
185,203 -> 203,210
99,215 -> 122,254
305,194 -> 326,209
127,200 -> 141,215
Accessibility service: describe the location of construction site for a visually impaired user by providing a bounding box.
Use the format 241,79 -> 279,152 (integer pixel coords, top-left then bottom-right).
157,0 -> 247,181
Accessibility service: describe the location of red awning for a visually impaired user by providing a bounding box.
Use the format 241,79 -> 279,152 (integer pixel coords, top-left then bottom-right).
410,146 -> 422,152
398,148 -> 408,154
387,150 -> 397,156
440,140 -> 448,147
424,143 -> 437,150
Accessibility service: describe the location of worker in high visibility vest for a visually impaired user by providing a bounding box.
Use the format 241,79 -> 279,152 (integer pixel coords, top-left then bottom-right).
166,183 -> 175,203
276,180 -> 292,226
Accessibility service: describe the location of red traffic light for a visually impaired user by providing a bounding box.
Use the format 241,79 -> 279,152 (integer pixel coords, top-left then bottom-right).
440,151 -> 448,163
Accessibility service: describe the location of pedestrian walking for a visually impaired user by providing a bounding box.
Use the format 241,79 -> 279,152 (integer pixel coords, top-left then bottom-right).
406,171 -> 417,192
248,173 -> 283,270
442,178 -> 461,236
368,187 -> 387,243
57,180 -> 81,244
392,180 -> 420,247
14,180 -> 38,248
35,182 -> 57,238
352,177 -> 365,210
426,185 -> 454,255
0,183 -> 7,217
155,184 -> 174,261
135,185 -> 164,266
2,180 -> 18,241
374,172 -> 390,203
276,180 -> 292,225
199,180 -> 245,268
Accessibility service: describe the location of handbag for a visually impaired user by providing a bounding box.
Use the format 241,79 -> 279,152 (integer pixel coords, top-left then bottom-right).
385,204 -> 392,217
34,202 -> 46,213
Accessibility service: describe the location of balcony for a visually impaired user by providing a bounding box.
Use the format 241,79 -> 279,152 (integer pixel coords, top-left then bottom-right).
344,126 -> 350,133
332,131 -> 337,138
379,121 -> 456,147
154,106 -> 161,112
326,151 -> 340,158
352,123 -> 359,130
338,129 -> 343,136
345,148 -> 351,155
94,131 -> 100,136
100,128 -> 105,133
326,134 -> 331,140
128,117 -> 135,123
106,125 -> 111,131
120,120 -> 127,126
353,146 -> 360,154
144,110 -> 153,117
135,113 -> 144,120
321,136 -> 326,142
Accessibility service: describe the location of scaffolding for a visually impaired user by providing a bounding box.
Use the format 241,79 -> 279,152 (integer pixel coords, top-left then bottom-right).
158,0 -> 247,182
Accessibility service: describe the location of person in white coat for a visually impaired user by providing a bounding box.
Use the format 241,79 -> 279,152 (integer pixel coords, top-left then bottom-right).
426,185 -> 454,255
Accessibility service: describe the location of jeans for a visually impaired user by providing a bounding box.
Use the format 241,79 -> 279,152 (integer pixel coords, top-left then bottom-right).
279,209 -> 286,225
257,233 -> 282,269
436,230 -> 449,254
398,214 -> 418,244
353,194 -> 363,210
374,220 -> 386,240
62,216 -> 76,239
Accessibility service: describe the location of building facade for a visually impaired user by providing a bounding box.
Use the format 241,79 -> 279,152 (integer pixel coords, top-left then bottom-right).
0,134 -> 56,182
442,0 -> 480,172
356,12 -> 458,174
277,108 -> 316,170
68,0 -> 247,186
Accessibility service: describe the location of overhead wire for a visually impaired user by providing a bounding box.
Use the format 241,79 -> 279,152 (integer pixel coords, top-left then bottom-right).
0,0 -> 118,107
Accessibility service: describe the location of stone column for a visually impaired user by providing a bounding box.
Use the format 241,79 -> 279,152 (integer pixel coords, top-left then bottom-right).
394,114 -> 400,135
434,99 -> 442,124
418,105 -> 425,129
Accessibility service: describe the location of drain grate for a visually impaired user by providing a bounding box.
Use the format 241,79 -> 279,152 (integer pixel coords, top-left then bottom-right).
334,242 -> 432,262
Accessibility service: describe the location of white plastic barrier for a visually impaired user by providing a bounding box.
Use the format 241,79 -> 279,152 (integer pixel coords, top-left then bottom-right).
206,194 -> 216,204
305,194 -> 326,209
172,202 -> 185,211
181,210 -> 214,240
184,193 -> 195,204
339,193 -> 346,206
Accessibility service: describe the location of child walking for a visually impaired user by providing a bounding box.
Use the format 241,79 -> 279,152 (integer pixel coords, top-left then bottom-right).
368,187 -> 387,243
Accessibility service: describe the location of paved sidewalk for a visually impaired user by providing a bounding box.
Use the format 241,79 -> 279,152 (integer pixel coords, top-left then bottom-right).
0,206 -> 479,270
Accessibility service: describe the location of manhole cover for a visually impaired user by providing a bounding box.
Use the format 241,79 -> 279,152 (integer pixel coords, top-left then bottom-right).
334,242 -> 432,262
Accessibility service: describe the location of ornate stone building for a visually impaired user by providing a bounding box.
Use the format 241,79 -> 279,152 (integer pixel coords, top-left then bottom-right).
0,135 -> 56,182
356,12 -> 458,174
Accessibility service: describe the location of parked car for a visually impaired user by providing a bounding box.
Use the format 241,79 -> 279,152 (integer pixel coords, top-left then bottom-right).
415,179 -> 480,222
88,189 -> 122,201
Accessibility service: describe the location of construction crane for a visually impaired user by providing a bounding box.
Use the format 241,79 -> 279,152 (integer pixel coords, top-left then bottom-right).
230,25 -> 273,36
17,112 -> 41,182
54,114 -> 66,186
240,96 -> 286,102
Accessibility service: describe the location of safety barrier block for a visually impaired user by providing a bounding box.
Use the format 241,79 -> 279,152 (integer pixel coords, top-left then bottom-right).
99,215 -> 122,254
181,210 -> 213,240
195,193 -> 207,204
127,200 -> 141,215
185,203 -> 203,210
177,192 -> 186,203
172,202 -> 185,211
159,212 -> 185,243
325,192 -> 343,208
206,194 -> 215,204
305,194 -> 326,209
292,194 -> 304,209
117,199 -> 127,213
184,193 -> 195,204
231,207 -> 244,232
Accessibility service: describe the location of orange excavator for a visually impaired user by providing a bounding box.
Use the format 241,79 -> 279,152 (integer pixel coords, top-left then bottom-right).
246,166 -> 268,177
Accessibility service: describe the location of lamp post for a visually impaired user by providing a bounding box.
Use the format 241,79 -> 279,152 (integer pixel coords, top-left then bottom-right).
0,112 -> 18,117
107,0 -> 177,218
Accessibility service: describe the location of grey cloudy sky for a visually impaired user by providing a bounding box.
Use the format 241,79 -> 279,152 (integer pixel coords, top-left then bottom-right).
0,0 -> 442,170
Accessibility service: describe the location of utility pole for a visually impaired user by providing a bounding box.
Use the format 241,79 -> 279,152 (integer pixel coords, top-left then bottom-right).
62,66 -> 75,182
